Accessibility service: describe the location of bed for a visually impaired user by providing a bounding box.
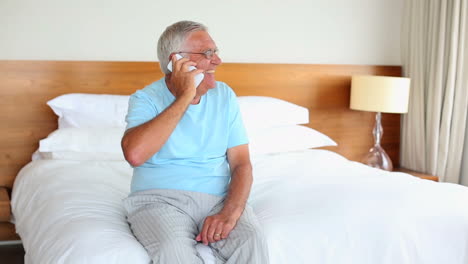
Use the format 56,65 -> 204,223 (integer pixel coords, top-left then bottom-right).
2,61 -> 468,264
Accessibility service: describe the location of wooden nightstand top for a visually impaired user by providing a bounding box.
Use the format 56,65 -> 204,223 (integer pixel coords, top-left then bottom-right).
395,167 -> 439,182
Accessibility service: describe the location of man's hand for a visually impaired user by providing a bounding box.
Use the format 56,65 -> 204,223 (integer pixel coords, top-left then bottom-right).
168,55 -> 204,100
196,212 -> 238,245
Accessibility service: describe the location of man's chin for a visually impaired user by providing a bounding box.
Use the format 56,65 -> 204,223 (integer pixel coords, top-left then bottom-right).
198,79 -> 216,91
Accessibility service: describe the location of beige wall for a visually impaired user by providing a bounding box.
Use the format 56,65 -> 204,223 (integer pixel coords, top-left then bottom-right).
0,0 -> 403,65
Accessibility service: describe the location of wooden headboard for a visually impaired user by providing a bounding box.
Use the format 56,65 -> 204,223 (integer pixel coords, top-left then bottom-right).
0,61 -> 402,190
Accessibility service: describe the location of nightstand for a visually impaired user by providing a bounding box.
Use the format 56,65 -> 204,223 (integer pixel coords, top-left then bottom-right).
394,167 -> 439,182
0,187 -> 20,241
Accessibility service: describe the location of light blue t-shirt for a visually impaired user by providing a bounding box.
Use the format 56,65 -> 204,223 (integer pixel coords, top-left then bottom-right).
125,78 -> 248,196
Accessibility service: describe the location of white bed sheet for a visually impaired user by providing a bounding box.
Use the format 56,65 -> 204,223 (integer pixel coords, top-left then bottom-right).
12,149 -> 468,264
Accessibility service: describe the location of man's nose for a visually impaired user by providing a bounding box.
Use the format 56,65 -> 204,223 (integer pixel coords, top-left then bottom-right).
211,53 -> 222,65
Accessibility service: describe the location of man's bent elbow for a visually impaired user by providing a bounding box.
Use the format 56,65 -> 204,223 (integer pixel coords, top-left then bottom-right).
124,152 -> 145,167
121,138 -> 145,167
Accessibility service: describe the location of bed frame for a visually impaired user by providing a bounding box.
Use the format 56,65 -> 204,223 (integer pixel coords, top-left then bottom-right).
0,61 -> 402,190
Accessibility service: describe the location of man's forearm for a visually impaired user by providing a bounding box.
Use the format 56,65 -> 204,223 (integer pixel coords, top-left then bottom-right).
220,163 -> 253,220
122,95 -> 193,166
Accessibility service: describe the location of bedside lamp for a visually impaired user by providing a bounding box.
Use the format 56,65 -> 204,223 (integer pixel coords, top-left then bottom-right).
350,75 -> 410,171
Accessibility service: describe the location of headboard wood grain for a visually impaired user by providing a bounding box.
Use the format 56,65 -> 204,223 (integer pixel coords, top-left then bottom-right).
0,61 -> 402,189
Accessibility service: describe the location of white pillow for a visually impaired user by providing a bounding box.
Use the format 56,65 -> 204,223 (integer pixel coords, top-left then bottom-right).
237,96 -> 309,133
47,94 -> 308,133
47,93 -> 130,129
36,125 -> 336,161
38,128 -> 126,160
248,125 -> 337,155
37,151 -> 124,161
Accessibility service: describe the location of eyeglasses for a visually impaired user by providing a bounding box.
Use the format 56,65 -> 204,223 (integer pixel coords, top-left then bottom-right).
177,49 -> 219,59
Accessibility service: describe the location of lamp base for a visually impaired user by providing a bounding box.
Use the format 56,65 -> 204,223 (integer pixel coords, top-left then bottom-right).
362,144 -> 393,171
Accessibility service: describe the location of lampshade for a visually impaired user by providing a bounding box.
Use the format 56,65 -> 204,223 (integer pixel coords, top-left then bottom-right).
350,75 -> 411,114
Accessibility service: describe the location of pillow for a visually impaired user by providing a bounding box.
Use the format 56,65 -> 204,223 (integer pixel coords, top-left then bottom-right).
47,93 -> 308,132
38,128 -> 126,160
37,151 -> 124,161
36,125 -> 336,160
237,96 -> 309,133
47,93 -> 130,129
248,125 -> 337,155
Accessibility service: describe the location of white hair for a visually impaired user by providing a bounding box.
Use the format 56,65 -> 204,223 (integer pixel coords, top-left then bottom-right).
157,21 -> 208,74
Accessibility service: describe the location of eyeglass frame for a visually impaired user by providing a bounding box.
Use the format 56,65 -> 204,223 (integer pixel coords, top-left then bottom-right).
176,48 -> 219,60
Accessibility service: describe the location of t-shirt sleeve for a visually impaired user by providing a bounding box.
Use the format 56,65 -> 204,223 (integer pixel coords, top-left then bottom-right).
227,87 -> 249,148
125,90 -> 158,130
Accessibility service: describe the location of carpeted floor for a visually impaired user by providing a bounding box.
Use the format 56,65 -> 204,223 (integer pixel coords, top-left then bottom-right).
0,243 -> 24,264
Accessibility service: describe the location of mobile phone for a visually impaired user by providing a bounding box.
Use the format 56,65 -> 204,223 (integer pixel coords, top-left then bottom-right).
167,54 -> 204,88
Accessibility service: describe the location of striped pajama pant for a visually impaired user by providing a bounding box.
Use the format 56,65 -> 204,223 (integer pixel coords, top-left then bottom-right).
123,189 -> 269,264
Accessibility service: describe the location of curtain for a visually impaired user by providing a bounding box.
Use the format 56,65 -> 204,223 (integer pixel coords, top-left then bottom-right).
460,121 -> 468,185
401,0 -> 468,183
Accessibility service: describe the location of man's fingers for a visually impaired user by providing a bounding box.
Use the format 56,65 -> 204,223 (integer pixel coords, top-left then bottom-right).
198,215 -> 237,244
200,219 -> 210,245
221,222 -> 236,239
191,68 -> 204,76
206,219 -> 220,243
173,57 -> 189,72
181,61 -> 197,72
213,225 -> 223,241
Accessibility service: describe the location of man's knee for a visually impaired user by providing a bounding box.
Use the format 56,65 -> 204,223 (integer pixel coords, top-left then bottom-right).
212,227 -> 269,263
158,236 -> 197,253
219,225 -> 266,251
147,237 -> 203,264
242,226 -> 267,248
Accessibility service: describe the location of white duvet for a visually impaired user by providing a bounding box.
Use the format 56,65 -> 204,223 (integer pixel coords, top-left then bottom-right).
12,150 -> 468,264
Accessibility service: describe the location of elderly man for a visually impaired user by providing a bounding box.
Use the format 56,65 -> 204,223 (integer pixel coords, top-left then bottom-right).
121,20 -> 269,263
